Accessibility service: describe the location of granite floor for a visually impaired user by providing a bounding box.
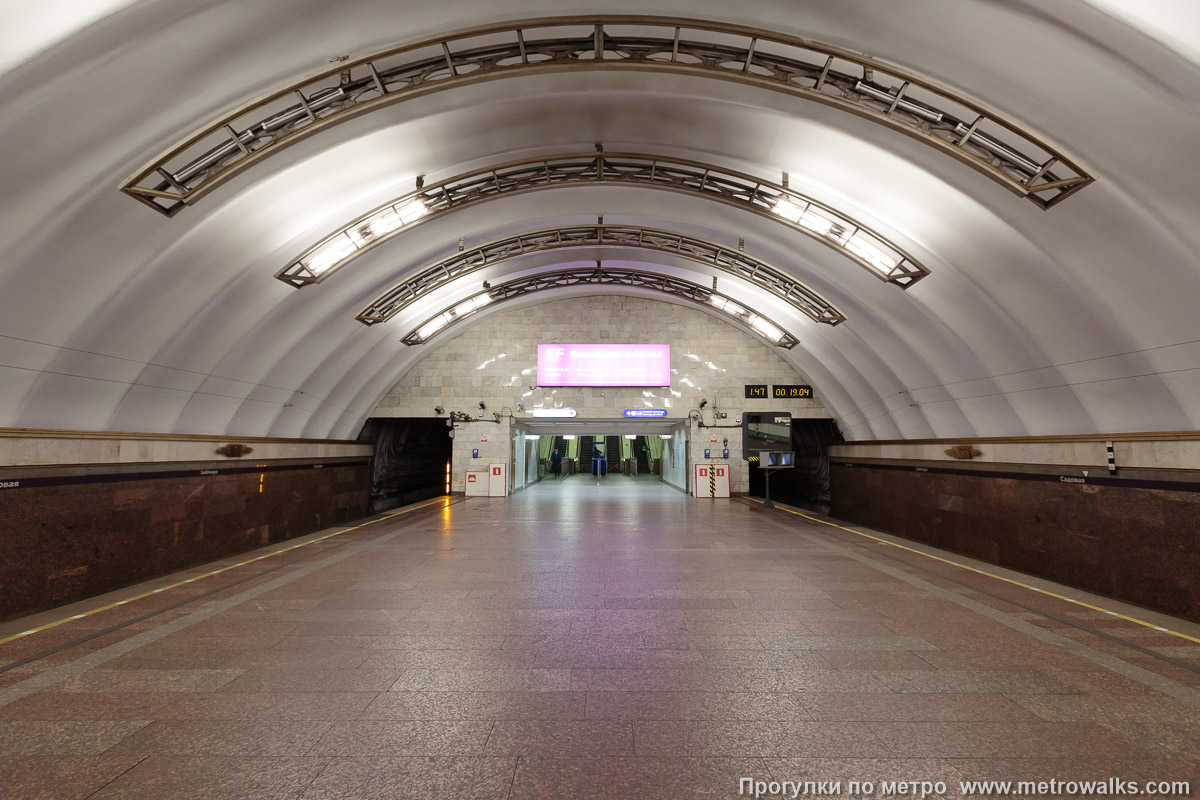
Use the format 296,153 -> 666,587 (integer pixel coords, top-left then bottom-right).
1,475 -> 1198,798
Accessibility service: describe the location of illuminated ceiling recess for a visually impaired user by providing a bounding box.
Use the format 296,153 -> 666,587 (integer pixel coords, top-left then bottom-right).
357,224 -> 846,327
120,16 -> 1093,217
402,266 -> 801,348
279,152 -> 929,289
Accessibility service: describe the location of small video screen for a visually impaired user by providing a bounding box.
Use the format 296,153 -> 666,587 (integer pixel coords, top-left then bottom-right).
742,412 -> 791,458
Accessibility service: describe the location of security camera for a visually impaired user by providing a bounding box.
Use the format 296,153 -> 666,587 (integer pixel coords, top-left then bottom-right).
478,401 -> 486,410
434,405 -> 445,415
699,399 -> 708,409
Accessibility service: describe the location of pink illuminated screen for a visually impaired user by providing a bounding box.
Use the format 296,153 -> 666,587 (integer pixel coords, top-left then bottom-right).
537,344 -> 671,387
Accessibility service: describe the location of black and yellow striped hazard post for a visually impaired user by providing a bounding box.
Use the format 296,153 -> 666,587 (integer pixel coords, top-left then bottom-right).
709,465 -> 716,498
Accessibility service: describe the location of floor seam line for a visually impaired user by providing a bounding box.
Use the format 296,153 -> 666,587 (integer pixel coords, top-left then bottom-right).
504,754 -> 521,800
294,752 -> 336,798
81,753 -> 150,799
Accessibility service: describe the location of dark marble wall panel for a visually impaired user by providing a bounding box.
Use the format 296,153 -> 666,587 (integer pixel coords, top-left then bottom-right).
0,462 -> 371,621
831,464 -> 1200,621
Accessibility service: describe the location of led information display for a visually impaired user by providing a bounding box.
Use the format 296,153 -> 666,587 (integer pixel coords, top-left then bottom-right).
773,385 -> 813,398
745,384 -> 768,399
538,344 -> 670,387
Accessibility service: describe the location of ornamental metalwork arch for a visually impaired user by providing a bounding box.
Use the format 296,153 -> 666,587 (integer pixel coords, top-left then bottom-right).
278,151 -> 929,289
401,266 -> 802,348
357,224 -> 846,327
121,16 -> 1093,216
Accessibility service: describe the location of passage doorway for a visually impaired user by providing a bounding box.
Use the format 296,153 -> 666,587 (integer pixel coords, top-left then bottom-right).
564,435 -> 660,480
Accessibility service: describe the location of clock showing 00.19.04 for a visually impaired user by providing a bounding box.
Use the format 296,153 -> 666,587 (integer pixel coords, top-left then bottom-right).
744,385 -> 813,399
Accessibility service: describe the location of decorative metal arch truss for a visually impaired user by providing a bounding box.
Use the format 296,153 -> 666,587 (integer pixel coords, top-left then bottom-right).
121,16 -> 1093,216
402,266 -> 800,348
358,224 -> 846,327
280,152 -> 929,289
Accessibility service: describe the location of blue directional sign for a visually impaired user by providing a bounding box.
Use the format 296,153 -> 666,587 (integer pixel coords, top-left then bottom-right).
472,449 -> 479,458
723,449 -> 729,459
705,449 -> 711,459
623,408 -> 667,418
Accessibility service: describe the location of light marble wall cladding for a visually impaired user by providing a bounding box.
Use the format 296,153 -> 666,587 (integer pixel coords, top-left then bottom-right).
375,296 -> 829,421
378,297 -> 829,496
689,424 -> 747,493
662,428 -> 690,493
451,419 -> 513,493
832,439 -> 1200,470
0,434 -> 371,468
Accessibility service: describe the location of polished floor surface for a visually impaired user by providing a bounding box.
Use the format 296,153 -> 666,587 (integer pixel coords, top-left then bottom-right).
1,474 -> 1198,798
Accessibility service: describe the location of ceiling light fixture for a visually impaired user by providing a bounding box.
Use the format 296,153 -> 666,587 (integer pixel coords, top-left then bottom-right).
358,224 -> 845,326
749,315 -> 784,343
305,236 -> 356,275
400,267 -> 801,348
844,232 -> 901,275
295,198 -> 428,280
288,158 -> 933,291
772,198 -> 804,222
416,313 -> 450,340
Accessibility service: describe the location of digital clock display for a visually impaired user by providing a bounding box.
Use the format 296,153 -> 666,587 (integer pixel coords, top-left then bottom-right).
744,384 -> 768,399
773,385 -> 813,399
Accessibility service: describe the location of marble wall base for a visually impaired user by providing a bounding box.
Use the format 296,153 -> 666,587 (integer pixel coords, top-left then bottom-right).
831,462 -> 1200,621
0,460 -> 371,620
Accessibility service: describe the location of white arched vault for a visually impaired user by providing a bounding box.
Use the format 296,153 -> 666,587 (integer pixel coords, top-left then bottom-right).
1,0 -> 1199,441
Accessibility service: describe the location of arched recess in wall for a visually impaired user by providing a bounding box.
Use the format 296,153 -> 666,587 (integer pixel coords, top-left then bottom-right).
370,292 -> 831,422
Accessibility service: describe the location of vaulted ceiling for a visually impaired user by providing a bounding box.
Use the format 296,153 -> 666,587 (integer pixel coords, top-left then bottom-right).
2,0 -> 1198,440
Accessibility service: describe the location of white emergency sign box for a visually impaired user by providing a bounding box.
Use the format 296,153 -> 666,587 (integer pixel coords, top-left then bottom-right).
693,463 -> 731,498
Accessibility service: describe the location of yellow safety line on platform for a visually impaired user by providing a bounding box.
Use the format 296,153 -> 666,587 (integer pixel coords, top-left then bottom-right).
764,501 -> 1200,646
0,497 -> 453,646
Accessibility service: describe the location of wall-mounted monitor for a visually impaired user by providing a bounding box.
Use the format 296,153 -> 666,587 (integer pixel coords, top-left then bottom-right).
742,411 -> 792,458
537,344 -> 670,387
